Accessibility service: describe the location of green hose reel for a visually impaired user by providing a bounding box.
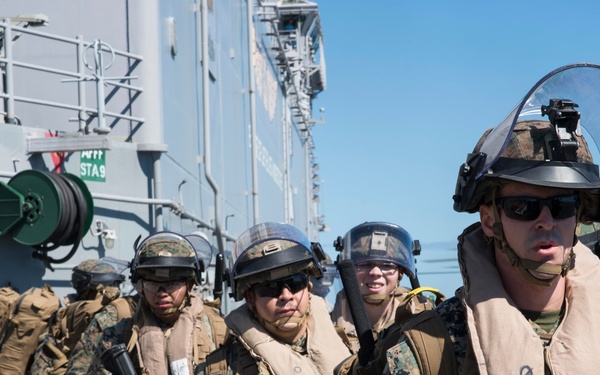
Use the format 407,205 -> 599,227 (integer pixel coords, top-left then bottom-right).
0,170 -> 94,266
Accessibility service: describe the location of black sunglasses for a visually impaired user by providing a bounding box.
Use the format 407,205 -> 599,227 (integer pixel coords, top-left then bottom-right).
254,273 -> 309,298
495,195 -> 579,221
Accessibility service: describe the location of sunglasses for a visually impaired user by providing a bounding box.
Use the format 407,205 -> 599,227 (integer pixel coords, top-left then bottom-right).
254,273 -> 309,298
495,195 -> 579,221
355,262 -> 398,275
142,278 -> 187,294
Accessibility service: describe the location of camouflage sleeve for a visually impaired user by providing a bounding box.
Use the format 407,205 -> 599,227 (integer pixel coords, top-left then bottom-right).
84,317 -> 129,375
66,304 -> 120,375
384,337 -> 421,375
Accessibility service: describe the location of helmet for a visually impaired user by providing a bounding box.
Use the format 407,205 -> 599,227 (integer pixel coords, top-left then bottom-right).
310,251 -> 338,298
71,257 -> 126,293
229,222 -> 325,301
454,63 -> 600,218
130,231 -> 203,284
334,222 -> 416,279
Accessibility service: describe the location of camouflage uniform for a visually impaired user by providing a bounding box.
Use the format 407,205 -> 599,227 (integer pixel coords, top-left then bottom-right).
29,258 -> 126,375
84,231 -> 226,374
65,295 -> 137,375
85,295 -> 224,375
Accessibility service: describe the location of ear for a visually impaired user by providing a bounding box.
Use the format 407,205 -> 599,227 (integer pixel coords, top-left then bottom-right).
479,204 -> 497,237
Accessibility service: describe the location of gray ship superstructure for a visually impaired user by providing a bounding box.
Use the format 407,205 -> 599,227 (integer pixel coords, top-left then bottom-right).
0,0 -> 327,312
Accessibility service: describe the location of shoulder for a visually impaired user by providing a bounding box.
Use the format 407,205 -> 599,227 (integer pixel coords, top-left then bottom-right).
433,294 -> 468,351
385,295 -> 466,374
385,340 -> 421,375
100,316 -> 133,343
92,304 -> 121,330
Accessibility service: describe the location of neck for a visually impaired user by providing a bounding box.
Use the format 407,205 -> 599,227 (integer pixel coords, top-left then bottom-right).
365,297 -> 393,327
496,249 -> 566,311
154,310 -> 180,326
272,321 -> 308,344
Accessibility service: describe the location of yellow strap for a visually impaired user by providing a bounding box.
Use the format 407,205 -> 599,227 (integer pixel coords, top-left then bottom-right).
405,286 -> 440,299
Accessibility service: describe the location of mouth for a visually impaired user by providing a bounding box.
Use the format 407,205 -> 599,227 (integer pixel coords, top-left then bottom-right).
276,307 -> 297,316
156,300 -> 173,308
532,241 -> 560,254
364,282 -> 384,291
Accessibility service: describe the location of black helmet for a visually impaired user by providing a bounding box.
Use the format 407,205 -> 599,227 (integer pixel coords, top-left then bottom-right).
130,231 -> 203,284
334,221 -> 416,279
229,222 -> 325,301
454,63 -> 600,220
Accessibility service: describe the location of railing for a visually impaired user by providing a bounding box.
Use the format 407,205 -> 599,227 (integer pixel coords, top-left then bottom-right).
0,18 -> 144,137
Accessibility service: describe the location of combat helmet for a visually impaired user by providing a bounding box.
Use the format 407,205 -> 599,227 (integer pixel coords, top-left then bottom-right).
228,222 -> 326,301
71,257 -> 126,294
130,231 -> 203,284
452,63 -> 600,285
454,63 -> 600,218
334,221 -> 416,279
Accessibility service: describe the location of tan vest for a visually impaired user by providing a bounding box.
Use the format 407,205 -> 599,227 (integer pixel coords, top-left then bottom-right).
226,295 -> 351,375
132,294 -> 223,375
460,224 -> 600,374
331,288 -> 406,353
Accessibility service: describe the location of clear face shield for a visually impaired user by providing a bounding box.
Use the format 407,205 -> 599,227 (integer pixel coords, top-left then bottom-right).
477,63 -> 600,178
310,263 -> 339,298
337,222 -> 416,279
184,232 -> 214,283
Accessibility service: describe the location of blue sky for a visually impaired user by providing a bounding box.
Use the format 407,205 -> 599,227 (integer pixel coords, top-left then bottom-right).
311,0 -> 600,295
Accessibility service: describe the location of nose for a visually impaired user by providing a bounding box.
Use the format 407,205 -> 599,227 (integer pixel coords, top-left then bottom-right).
536,205 -> 557,229
368,264 -> 384,276
278,285 -> 294,300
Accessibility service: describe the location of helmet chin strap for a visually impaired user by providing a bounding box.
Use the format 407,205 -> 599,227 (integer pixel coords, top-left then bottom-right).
490,195 -> 575,287
362,286 -> 397,305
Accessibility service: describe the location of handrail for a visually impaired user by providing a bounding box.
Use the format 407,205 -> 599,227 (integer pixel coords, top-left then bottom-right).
0,18 -> 144,134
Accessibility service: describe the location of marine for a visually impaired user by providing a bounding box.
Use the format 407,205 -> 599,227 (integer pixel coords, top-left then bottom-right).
29,257 -> 127,375
84,231 -> 226,374
202,222 -> 351,375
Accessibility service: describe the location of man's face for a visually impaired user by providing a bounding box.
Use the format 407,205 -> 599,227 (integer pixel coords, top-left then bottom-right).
247,273 -> 311,336
142,275 -> 189,311
481,182 -> 577,279
355,261 -> 400,297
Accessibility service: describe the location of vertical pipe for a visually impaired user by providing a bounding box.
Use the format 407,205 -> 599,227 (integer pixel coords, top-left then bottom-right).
93,41 -> 109,133
305,140 -> 312,238
201,0 -> 224,253
247,0 -> 259,225
76,36 -> 86,132
283,98 -> 290,223
4,20 -> 15,124
153,152 -> 163,231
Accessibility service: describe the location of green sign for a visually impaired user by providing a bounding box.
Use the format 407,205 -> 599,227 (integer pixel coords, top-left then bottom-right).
80,150 -> 106,182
